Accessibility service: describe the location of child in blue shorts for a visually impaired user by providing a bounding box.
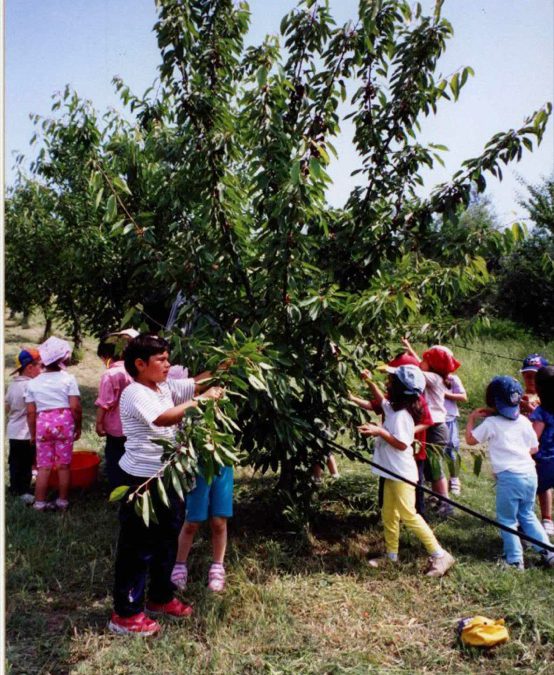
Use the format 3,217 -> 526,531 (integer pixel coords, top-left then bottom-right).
171,465 -> 234,592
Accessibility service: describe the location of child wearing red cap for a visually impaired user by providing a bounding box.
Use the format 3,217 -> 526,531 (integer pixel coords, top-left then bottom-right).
6,348 -> 43,503
401,339 -> 462,517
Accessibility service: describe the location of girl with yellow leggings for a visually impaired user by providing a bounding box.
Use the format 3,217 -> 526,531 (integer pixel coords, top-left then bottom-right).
355,364 -> 456,577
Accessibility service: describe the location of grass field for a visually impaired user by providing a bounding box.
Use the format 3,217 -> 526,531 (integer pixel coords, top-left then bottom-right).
4,316 -> 554,674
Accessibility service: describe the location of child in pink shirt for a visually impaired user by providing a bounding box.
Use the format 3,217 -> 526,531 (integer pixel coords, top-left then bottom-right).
95,332 -> 137,489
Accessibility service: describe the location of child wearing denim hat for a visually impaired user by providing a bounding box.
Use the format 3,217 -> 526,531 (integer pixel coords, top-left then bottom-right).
466,375 -> 554,569
6,348 -> 43,503
355,365 -> 456,577
530,366 -> 554,537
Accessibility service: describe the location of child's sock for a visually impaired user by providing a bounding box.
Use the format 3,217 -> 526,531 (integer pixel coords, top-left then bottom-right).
386,552 -> 398,562
171,562 -> 189,590
430,548 -> 446,559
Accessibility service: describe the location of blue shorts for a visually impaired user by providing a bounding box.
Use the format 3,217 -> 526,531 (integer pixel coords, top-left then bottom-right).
536,458 -> 554,494
185,465 -> 234,522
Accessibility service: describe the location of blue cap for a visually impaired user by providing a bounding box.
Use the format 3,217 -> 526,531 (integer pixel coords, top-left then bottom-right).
521,354 -> 549,373
489,376 -> 523,420
386,364 -> 425,396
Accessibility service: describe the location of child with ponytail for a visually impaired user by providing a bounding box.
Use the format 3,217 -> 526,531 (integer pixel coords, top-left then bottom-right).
354,365 -> 456,576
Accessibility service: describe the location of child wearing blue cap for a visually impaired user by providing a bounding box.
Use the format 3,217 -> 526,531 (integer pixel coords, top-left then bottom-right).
466,375 -> 554,569
6,348 -> 43,503
355,365 -> 455,577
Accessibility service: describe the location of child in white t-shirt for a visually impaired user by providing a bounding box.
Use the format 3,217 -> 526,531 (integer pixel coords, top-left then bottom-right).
401,339 -> 462,517
5,348 -> 43,503
355,365 -> 455,577
25,337 -> 81,512
109,334 -> 224,637
466,375 -> 554,569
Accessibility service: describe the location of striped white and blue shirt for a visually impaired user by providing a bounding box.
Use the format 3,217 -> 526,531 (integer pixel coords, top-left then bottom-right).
119,378 -> 196,477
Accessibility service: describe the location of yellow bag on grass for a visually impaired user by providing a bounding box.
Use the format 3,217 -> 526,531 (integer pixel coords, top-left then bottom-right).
458,616 -> 509,648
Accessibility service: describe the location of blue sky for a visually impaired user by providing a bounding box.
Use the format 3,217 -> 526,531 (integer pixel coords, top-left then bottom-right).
6,0 -> 554,224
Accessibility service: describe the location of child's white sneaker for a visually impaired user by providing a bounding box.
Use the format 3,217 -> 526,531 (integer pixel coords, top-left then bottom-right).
542,519 -> 554,536
448,477 -> 461,495
19,493 -> 35,505
424,551 -> 455,577
207,563 -> 226,592
171,562 -> 188,590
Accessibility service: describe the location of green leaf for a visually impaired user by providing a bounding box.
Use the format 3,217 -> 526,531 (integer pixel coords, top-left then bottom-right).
309,157 -> 323,179
109,485 -> 129,502
112,176 -> 132,195
450,72 -> 459,100
94,188 -> 104,211
248,373 -> 266,390
141,492 -> 150,527
171,469 -> 184,500
156,478 -> 170,508
290,161 -> 301,185
256,66 -> 268,87
120,306 -> 137,326
106,194 -> 117,222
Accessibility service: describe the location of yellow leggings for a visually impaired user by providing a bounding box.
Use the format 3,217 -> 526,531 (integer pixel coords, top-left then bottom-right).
382,479 -> 441,555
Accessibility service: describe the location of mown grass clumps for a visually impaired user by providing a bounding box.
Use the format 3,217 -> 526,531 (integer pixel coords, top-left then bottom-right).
4,318 -> 554,673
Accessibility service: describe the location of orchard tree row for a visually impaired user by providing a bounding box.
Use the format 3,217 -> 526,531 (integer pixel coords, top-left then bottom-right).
6,0 -> 552,507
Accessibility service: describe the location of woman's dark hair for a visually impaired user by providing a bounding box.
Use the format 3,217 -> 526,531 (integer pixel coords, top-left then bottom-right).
536,366 -> 554,413
387,374 -> 423,424
124,334 -> 170,378
97,341 -> 116,360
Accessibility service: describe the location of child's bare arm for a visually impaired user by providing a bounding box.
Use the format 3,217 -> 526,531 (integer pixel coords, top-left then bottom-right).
360,370 -> 385,406
414,423 -> 431,434
530,445 -> 539,456
193,360 -> 234,393
154,387 -> 224,427
444,391 -> 468,402
401,337 -> 420,362
95,407 -> 107,437
26,403 -> 37,443
532,420 -> 545,441
348,393 -> 374,411
465,408 -> 491,445
357,423 -> 408,451
69,396 -> 82,440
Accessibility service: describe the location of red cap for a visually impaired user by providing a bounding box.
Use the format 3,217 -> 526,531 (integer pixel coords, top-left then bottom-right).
421,346 -> 461,376
388,353 -> 420,368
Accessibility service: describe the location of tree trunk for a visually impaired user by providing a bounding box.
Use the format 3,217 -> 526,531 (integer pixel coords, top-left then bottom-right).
41,316 -> 53,342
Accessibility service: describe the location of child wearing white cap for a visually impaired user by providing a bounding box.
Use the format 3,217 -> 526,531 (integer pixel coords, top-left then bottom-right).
25,337 -> 82,511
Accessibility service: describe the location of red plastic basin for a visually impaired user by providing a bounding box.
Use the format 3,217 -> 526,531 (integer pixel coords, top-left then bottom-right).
47,450 -> 101,490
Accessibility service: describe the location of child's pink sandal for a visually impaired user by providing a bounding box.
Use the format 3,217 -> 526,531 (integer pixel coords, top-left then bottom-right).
207,563 -> 225,592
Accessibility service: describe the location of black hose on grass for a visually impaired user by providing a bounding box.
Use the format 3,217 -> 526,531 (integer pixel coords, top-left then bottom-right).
324,437 -> 554,554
